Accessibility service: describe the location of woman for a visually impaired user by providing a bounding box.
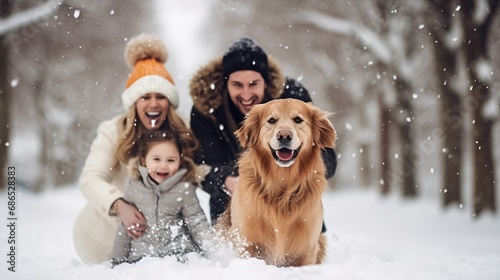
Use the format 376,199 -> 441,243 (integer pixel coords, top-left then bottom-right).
73,34 -> 198,264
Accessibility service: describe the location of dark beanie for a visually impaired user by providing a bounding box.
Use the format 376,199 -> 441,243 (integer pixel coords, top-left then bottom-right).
280,77 -> 312,102
222,38 -> 269,82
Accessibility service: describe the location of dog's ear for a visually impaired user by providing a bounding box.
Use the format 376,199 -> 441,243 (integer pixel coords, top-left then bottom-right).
310,104 -> 336,149
235,104 -> 262,148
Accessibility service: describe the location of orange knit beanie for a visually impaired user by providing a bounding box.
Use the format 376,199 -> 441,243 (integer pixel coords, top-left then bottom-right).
122,34 -> 179,109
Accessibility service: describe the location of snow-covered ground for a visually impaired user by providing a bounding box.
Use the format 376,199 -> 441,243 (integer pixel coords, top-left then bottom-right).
0,186 -> 499,280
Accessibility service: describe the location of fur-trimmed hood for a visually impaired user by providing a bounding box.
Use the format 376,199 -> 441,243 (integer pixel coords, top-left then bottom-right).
189,56 -> 285,116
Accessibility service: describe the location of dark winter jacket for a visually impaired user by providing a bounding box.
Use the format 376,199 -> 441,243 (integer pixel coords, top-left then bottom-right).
189,56 -> 337,223
110,165 -> 213,266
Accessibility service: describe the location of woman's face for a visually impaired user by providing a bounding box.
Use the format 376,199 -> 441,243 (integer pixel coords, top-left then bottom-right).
227,70 -> 266,114
136,93 -> 169,130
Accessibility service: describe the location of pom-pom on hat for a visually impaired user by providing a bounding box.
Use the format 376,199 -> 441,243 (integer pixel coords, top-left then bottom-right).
222,37 -> 269,82
122,34 -> 179,109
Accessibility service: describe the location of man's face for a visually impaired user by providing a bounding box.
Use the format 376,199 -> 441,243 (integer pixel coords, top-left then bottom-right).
227,70 -> 266,114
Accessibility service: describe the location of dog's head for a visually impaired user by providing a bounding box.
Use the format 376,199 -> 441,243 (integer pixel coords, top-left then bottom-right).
236,99 -> 336,167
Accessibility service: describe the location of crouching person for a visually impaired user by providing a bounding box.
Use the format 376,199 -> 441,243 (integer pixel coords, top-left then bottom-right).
110,130 -> 213,266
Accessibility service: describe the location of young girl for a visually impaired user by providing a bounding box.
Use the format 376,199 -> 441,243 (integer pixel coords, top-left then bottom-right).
110,130 -> 212,266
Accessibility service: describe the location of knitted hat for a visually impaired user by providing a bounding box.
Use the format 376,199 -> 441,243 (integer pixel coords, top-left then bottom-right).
122,34 -> 179,109
281,77 -> 312,102
222,38 -> 269,82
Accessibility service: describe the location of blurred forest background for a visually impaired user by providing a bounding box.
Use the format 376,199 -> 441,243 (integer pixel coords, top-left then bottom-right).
1,0 -> 499,218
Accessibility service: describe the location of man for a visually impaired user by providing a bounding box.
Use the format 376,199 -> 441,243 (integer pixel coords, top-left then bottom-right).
189,38 -> 337,226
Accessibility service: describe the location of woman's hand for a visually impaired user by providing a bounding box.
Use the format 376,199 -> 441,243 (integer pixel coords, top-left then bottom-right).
116,199 -> 147,239
224,176 -> 239,195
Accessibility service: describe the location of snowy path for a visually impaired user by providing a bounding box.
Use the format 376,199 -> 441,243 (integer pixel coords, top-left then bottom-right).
0,186 -> 499,280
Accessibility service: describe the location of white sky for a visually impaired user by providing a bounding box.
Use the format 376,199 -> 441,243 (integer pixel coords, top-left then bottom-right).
152,0 -> 215,122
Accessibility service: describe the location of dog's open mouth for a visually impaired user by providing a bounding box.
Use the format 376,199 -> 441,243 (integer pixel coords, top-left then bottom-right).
270,145 -> 301,167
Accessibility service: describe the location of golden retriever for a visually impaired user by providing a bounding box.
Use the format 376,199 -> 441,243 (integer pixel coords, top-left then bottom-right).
218,98 -> 336,267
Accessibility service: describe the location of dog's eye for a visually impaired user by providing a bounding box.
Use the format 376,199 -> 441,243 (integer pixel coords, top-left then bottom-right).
294,117 -> 303,123
268,117 -> 277,124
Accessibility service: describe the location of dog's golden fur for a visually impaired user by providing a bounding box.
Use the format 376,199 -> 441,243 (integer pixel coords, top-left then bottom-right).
218,99 -> 336,267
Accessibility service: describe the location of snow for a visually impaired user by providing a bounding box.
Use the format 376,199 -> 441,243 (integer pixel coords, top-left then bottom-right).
1,186 -> 499,280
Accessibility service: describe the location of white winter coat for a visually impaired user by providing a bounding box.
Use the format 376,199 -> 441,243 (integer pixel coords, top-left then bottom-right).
72,115 -> 131,264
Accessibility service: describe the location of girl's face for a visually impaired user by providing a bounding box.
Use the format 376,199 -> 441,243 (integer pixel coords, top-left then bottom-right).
141,141 -> 180,184
136,93 -> 169,130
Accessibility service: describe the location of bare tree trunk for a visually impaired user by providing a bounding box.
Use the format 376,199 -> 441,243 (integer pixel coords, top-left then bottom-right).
359,143 -> 371,187
471,92 -> 496,216
379,94 -> 392,195
395,79 -> 418,197
440,87 -> 463,207
430,20 -> 463,207
359,92 -> 371,187
461,0 -> 498,216
33,77 -> 48,192
424,0 -> 464,207
0,0 -> 12,190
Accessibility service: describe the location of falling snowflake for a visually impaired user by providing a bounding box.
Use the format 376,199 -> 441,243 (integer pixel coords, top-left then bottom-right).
10,79 -> 19,88
345,122 -> 353,130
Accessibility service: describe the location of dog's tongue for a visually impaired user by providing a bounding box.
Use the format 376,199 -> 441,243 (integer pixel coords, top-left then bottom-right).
276,149 -> 293,161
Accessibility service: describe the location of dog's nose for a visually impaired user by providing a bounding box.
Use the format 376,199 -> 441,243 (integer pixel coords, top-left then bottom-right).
277,129 -> 293,144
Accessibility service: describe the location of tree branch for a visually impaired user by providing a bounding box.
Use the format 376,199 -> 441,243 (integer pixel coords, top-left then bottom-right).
0,0 -> 63,36
297,10 -> 392,64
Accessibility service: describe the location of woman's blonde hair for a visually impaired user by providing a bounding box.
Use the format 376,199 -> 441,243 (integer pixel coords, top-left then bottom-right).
115,105 -> 198,167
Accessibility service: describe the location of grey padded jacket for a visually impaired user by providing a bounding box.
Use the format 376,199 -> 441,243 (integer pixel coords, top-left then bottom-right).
110,165 -> 213,265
